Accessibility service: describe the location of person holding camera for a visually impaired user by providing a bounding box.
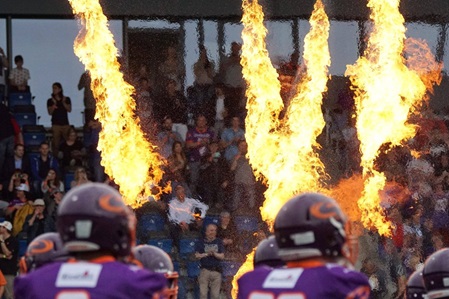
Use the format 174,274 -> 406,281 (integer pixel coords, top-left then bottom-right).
47,82 -> 71,158
6,170 -> 30,201
195,223 -> 224,299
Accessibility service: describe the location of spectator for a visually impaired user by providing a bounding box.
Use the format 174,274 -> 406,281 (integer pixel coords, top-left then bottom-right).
220,116 -> 245,162
158,46 -> 185,92
0,103 -> 15,175
85,120 -> 104,182
77,70 -> 96,126
30,142 -> 59,197
198,141 -> 230,209
58,126 -> 85,172
40,168 -> 64,202
186,114 -> 215,195
361,258 -> 388,299
155,79 -> 188,141
0,221 -> 18,299
193,45 -> 215,108
44,190 -> 63,233
194,223 -> 224,299
0,47 -> 8,101
5,184 -> 34,237
157,116 -> 183,159
205,84 -> 228,138
167,185 -> 208,249
135,77 -> 156,140
8,55 -> 30,93
1,144 -> 31,184
230,140 -> 257,212
21,198 -> 46,242
70,166 -> 91,189
6,170 -> 30,201
218,42 -> 245,118
166,141 -> 189,193
47,82 -> 72,157
217,211 -> 238,255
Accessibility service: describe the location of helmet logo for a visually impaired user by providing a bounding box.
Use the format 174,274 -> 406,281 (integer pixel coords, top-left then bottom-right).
28,240 -> 54,255
99,194 -> 125,214
310,202 -> 341,220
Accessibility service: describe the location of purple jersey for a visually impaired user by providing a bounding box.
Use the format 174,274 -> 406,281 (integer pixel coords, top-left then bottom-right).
238,264 -> 370,299
14,259 -> 167,299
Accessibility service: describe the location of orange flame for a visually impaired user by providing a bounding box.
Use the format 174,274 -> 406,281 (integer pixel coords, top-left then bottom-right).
231,249 -> 255,299
68,0 -> 168,208
345,0 -> 442,236
232,0 -> 330,297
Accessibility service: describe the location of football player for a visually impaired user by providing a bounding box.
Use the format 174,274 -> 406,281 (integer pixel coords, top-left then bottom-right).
238,192 -> 371,299
14,183 -> 167,299
406,269 -> 426,299
423,248 -> 449,298
19,232 -> 68,274
253,235 -> 285,268
132,245 -> 179,299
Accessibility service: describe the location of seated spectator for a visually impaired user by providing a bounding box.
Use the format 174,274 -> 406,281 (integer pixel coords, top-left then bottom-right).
216,211 -> 238,255
8,55 -> 30,93
157,116 -> 184,159
166,141 -> 189,193
220,116 -> 245,162
44,190 -> 63,233
58,127 -> 85,172
21,199 -> 46,242
198,141 -> 230,209
5,184 -> 34,237
0,144 -> 31,192
70,166 -> 91,189
40,168 -> 64,208
30,142 -> 59,197
167,185 -> 208,249
6,170 -> 31,201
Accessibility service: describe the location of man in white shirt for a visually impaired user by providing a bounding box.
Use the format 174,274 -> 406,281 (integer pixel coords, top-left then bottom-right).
167,185 -> 208,250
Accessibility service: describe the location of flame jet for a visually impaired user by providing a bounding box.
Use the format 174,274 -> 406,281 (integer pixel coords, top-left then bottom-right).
68,0 -> 167,207
232,0 -> 331,297
346,0 -> 441,236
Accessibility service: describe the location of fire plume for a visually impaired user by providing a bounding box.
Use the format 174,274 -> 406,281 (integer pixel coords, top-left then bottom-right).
232,0 -> 330,297
68,0 -> 167,208
345,0 -> 442,235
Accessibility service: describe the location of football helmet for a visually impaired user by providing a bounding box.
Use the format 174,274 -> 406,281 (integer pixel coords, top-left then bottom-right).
274,192 -> 347,261
57,183 -> 134,257
406,270 -> 426,299
254,235 -> 285,268
132,245 -> 178,299
19,232 -> 68,274
423,248 -> 449,298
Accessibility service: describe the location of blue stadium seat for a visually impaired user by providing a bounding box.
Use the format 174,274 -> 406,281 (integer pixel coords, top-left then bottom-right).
203,215 -> 220,228
148,238 -> 173,254
139,213 -> 166,232
18,239 -> 28,257
179,237 -> 200,256
186,261 -> 201,278
234,215 -> 259,233
64,172 -> 75,191
8,92 -> 32,107
14,112 -> 36,127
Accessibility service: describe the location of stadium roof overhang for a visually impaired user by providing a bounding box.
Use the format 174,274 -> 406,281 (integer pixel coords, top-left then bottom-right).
0,0 -> 448,23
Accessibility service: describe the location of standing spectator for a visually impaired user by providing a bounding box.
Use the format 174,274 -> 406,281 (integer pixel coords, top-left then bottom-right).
155,79 -> 188,140
0,221 -> 18,299
195,223 -> 225,299
208,84 -> 228,138
193,45 -> 215,107
58,126 -> 85,172
30,142 -> 59,197
21,199 -> 46,242
0,47 -> 9,101
135,77 -> 156,140
85,120 -> 104,182
158,46 -> 185,92
218,42 -> 245,118
0,103 -> 15,175
77,70 -> 96,126
186,115 -> 215,195
217,211 -> 238,254
220,116 -> 245,162
230,140 -> 257,212
157,116 -> 183,159
167,185 -> 208,249
8,55 -> 30,93
47,82 -> 72,157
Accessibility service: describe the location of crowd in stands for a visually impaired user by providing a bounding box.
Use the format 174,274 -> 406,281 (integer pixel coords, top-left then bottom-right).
0,40 -> 449,298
